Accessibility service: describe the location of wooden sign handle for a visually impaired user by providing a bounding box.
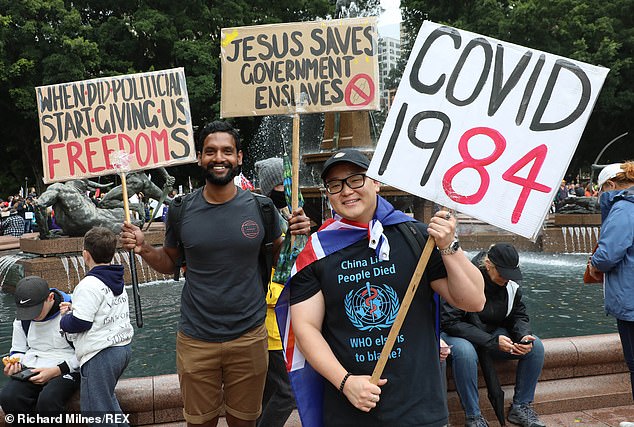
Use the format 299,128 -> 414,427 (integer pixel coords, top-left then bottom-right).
120,173 -> 143,328
291,113 -> 300,247
370,236 -> 436,384
120,173 -> 131,223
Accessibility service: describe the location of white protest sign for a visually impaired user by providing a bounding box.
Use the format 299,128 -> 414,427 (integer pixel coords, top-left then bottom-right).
367,21 -> 609,240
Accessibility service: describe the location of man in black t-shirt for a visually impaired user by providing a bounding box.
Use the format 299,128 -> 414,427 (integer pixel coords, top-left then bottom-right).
121,121 -> 311,427
288,149 -> 485,426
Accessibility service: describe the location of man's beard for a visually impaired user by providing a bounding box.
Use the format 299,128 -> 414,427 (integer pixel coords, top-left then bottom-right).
204,162 -> 241,186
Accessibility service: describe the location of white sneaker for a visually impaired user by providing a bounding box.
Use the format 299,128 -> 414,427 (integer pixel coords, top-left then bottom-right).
619,422 -> 634,427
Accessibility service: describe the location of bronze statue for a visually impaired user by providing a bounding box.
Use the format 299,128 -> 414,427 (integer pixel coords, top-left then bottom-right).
35,181 -> 144,238
98,168 -> 175,222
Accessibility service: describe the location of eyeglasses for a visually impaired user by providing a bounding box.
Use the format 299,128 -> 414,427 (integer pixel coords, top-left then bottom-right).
324,174 -> 367,195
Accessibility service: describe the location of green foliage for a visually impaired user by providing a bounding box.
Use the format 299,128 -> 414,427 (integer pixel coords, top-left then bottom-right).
0,0 -> 338,195
399,0 -> 634,176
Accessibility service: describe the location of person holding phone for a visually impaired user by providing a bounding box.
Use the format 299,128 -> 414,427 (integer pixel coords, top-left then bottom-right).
441,244 -> 545,427
0,276 -> 80,419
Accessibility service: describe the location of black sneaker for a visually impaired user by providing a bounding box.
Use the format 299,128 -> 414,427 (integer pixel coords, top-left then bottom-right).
507,404 -> 546,427
465,414 -> 490,427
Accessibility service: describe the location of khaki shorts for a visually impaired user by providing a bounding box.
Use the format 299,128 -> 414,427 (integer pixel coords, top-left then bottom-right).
176,323 -> 268,424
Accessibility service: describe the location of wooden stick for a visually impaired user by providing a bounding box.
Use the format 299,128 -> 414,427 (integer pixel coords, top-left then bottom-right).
291,113 -> 300,246
120,173 -> 144,328
292,113 -> 300,211
370,236 -> 436,384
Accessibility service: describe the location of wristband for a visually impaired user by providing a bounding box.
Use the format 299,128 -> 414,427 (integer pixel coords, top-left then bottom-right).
339,372 -> 351,393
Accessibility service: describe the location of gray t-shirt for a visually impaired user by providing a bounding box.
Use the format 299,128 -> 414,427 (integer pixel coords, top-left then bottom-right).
165,188 -> 281,342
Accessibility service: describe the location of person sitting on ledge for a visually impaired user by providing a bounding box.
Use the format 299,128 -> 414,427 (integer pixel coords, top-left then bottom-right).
0,276 -> 80,420
441,243 -> 546,427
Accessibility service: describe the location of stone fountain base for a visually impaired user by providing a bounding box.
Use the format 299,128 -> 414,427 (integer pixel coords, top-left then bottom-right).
1,226 -> 169,293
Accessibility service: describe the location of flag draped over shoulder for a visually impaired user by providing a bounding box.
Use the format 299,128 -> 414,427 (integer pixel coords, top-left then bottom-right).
275,196 -> 412,427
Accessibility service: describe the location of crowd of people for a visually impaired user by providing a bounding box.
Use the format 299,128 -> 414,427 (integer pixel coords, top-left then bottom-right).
552,179 -> 600,212
0,182 -> 175,239
0,192 -> 37,237
0,119 -> 632,427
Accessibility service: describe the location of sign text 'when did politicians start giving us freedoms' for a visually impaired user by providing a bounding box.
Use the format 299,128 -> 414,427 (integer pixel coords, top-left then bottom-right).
36,68 -> 196,184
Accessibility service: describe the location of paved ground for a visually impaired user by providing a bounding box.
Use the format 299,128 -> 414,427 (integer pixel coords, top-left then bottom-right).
151,403 -> 634,426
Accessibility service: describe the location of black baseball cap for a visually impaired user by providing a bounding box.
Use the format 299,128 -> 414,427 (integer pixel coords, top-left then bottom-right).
14,276 -> 51,320
321,149 -> 371,180
487,243 -> 523,282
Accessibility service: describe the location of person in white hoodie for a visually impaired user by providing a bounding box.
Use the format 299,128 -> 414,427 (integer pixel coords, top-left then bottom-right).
0,276 -> 80,418
60,227 -> 134,426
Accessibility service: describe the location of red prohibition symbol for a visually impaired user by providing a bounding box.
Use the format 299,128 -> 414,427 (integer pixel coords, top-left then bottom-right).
344,73 -> 375,107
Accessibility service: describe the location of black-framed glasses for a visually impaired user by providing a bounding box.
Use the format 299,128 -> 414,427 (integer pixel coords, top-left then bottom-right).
324,174 -> 367,194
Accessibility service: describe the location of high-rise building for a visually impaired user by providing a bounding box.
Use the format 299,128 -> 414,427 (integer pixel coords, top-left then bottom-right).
378,36 -> 401,109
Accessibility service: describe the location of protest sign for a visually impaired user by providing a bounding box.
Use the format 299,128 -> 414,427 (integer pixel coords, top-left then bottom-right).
220,17 -> 379,117
367,21 -> 609,239
36,68 -> 196,183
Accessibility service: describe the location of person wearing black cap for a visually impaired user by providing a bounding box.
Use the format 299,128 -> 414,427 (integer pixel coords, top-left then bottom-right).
0,276 -> 80,419
287,149 -> 485,426
441,243 -> 546,427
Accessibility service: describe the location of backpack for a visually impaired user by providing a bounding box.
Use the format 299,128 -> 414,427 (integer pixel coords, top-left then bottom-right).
169,188 -> 277,292
395,221 -> 441,341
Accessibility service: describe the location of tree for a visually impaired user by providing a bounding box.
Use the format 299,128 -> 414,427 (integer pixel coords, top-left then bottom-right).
398,0 -> 634,179
0,0 -> 350,195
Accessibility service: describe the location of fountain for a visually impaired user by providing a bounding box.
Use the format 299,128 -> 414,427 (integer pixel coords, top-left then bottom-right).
0,227 -> 170,293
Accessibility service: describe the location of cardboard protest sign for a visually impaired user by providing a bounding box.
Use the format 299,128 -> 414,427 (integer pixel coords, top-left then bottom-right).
367,21 -> 609,240
220,17 -> 379,117
36,68 -> 196,183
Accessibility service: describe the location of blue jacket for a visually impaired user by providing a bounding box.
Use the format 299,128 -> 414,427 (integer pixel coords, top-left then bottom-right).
591,186 -> 634,321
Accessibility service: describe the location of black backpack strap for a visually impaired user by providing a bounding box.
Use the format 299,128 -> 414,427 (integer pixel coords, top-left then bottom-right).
252,192 -> 278,292
396,221 -> 441,342
21,320 -> 30,336
169,188 -> 200,280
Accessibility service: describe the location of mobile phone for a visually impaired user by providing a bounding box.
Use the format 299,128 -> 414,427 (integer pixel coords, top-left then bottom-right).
518,339 -> 534,345
11,368 -> 36,382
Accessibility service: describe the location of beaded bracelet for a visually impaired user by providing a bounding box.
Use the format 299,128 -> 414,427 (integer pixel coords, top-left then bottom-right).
339,372 -> 351,393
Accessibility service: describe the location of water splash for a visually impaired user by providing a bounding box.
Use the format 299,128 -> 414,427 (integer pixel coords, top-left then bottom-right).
573,227 -> 581,252
135,253 -> 147,283
0,254 -> 25,287
70,256 -> 82,283
248,114 -> 324,187
563,226 -> 595,254
561,227 -> 568,253
78,256 -> 86,276
60,256 -> 71,290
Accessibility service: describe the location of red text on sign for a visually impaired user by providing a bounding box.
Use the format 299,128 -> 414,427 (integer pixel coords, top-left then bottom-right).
442,126 -> 552,224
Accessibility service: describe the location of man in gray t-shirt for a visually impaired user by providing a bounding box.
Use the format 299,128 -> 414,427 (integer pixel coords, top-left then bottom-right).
165,187 -> 275,341
121,120 -> 311,427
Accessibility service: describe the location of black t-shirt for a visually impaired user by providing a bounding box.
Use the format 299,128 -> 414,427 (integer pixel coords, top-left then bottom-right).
290,223 -> 449,426
166,188 -> 281,342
